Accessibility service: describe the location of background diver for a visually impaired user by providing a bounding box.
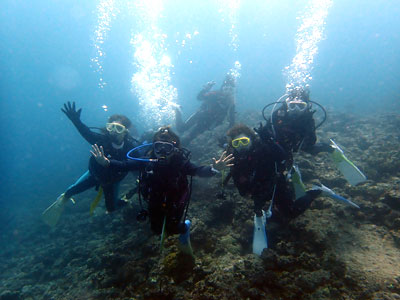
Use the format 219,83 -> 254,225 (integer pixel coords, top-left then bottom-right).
42,101 -> 139,227
175,73 -> 236,145
91,126 -> 233,255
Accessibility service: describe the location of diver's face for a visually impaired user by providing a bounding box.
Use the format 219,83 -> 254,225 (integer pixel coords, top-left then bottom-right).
106,121 -> 127,143
153,141 -> 176,164
231,134 -> 252,154
285,98 -> 308,117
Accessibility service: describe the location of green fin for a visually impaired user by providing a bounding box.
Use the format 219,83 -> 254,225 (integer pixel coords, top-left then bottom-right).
253,210 -> 268,255
291,165 -> 306,200
160,215 -> 167,252
42,194 -> 67,227
89,187 -> 103,216
330,139 -> 366,186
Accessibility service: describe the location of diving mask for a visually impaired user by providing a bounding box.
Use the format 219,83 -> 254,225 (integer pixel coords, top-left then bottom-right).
286,99 -> 308,113
153,141 -> 175,156
232,137 -> 250,148
106,122 -> 126,134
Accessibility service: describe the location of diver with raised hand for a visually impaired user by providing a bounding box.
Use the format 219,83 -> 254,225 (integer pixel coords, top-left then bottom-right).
175,72 -> 236,145
91,126 -> 233,256
42,101 -> 139,227
257,85 -> 366,186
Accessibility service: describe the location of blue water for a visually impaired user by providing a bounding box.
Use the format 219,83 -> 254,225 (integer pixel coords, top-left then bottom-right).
0,0 -> 399,220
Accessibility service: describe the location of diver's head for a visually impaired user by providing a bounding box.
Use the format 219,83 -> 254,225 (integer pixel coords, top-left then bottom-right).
285,86 -> 310,117
227,124 -> 256,155
106,114 -> 132,144
152,126 -> 180,164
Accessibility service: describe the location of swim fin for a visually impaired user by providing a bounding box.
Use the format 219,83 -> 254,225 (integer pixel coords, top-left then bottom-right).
178,220 -> 194,257
89,187 -> 103,216
312,184 -> 360,209
42,193 -> 74,227
253,210 -> 268,255
330,139 -> 366,186
160,215 -> 167,252
290,165 -> 307,200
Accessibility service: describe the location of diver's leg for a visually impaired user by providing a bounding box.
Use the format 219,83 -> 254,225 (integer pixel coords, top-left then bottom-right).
176,111 -> 200,133
306,142 -> 334,155
102,184 -> 115,212
253,194 -> 266,217
273,187 -> 321,220
181,122 -> 206,145
64,171 -> 97,199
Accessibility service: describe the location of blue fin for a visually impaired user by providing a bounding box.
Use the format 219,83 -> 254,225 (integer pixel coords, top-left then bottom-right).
312,184 -> 360,209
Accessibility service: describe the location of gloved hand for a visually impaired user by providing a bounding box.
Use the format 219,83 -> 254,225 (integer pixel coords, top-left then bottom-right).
61,101 -> 82,124
203,81 -> 216,91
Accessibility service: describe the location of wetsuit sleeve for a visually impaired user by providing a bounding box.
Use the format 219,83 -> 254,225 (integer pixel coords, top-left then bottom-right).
108,159 -> 142,172
184,161 -> 218,177
70,119 -> 105,145
300,117 -> 317,152
222,171 -> 232,186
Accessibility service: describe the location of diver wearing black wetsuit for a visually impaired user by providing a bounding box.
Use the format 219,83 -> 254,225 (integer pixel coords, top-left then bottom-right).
175,74 -> 236,145
257,87 -> 333,169
224,124 -> 320,221
92,126 -> 230,235
61,101 -> 139,212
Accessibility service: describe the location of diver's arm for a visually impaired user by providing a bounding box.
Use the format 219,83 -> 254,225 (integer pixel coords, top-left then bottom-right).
91,144 -> 141,171
185,162 -> 218,177
185,151 -> 234,177
197,81 -> 215,101
222,171 -> 232,186
108,159 -> 142,172
299,117 -> 317,153
62,101 -> 104,145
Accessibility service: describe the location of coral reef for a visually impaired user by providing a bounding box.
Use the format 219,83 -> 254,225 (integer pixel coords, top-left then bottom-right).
1,112 -> 399,299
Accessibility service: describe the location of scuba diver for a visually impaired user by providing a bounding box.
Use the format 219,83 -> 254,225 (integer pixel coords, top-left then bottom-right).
257,85 -> 366,186
222,124 -> 334,255
175,73 -> 236,145
91,126 -> 233,255
42,102 -> 139,227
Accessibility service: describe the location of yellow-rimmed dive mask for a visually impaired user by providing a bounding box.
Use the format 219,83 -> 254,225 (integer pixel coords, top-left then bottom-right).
106,122 -> 126,134
232,137 -> 250,148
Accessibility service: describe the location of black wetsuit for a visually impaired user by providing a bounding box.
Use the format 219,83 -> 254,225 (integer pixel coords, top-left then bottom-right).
63,119 -> 138,212
225,140 -> 317,221
108,153 -> 217,234
176,86 -> 235,145
258,106 -> 333,169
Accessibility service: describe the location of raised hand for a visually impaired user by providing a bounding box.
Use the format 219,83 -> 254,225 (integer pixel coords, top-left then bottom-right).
212,151 -> 234,172
90,144 -> 110,167
61,101 -> 82,123
203,81 -> 216,91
